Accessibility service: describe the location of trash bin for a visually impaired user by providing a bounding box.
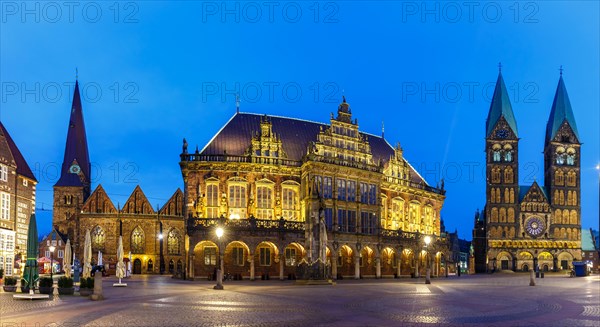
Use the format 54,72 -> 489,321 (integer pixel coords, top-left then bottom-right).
573,262 -> 586,277
535,271 -> 540,278
541,272 -> 544,278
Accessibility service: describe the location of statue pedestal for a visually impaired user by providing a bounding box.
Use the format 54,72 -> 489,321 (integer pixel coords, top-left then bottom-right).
295,260 -> 334,285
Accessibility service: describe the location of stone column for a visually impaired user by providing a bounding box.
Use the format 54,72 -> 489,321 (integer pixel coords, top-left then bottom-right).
279,258 -> 284,281
189,255 -> 195,281
375,257 -> 381,279
415,256 -> 419,278
354,255 -> 360,279
332,258 -> 338,280
397,256 -> 402,278
249,255 -> 255,281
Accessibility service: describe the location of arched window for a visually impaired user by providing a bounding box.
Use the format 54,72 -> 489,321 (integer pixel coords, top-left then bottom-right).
167,229 -> 180,255
555,170 -> 564,185
392,198 -> 405,230
508,208 -> 515,223
282,187 -> 298,220
504,167 -> 514,183
555,147 -> 566,165
495,188 -> 501,203
490,189 -> 496,203
131,226 -> 145,254
499,208 -> 507,222
566,171 -> 576,186
206,183 -> 219,218
491,207 -> 498,222
492,168 -> 501,183
91,226 -> 105,251
492,144 -> 501,162
228,182 -> 247,218
566,148 -> 575,166
256,185 -> 273,219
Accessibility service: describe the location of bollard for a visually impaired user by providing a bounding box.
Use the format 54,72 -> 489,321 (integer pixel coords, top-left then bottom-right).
91,273 -> 104,300
529,270 -> 535,286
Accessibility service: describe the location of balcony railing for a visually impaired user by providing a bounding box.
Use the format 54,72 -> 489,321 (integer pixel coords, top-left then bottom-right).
188,217 -> 305,232
181,154 -> 302,167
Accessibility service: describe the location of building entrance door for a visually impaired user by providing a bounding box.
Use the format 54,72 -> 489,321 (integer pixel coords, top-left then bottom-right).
133,259 -> 142,274
501,260 -> 509,270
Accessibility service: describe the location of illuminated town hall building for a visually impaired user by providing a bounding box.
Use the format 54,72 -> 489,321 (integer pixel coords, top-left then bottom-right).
181,98 -> 447,280
53,80 -> 447,280
475,70 -> 582,273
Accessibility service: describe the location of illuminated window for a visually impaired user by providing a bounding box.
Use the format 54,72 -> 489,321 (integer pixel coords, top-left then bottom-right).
91,226 -> 105,251
228,184 -> 247,218
131,226 -> 145,254
285,248 -> 296,266
323,177 -> 332,199
204,246 -> 217,265
324,208 -> 333,230
0,193 -> 9,220
206,183 -> 219,218
282,188 -> 298,220
0,165 -> 7,182
256,186 -> 273,219
167,229 -> 180,255
391,198 -> 404,230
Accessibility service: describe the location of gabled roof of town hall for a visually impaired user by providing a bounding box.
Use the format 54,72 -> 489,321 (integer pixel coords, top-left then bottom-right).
199,112 -> 428,184
545,75 -> 580,145
0,121 -> 37,181
486,72 -> 518,138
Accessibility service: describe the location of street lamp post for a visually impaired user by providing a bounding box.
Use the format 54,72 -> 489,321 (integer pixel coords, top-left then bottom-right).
424,235 -> 431,284
49,245 -> 56,280
214,227 -> 224,290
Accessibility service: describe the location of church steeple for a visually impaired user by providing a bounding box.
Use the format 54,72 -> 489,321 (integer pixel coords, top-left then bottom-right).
486,71 -> 518,138
55,79 -> 91,196
545,74 -> 580,146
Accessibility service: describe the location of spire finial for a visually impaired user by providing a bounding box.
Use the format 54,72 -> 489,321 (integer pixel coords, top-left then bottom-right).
236,93 -> 240,113
381,121 -> 384,138
342,95 -> 346,103
76,67 -> 78,81
559,65 -> 563,76
498,62 -> 502,73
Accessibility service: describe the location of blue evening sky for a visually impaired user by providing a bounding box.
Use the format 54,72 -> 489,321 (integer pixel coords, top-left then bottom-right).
1,1 -> 598,239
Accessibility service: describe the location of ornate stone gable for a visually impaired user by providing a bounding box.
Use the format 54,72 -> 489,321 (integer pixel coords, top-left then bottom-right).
122,185 -> 155,215
82,184 -> 117,214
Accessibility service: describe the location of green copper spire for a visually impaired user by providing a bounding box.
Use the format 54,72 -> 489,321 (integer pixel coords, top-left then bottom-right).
486,71 -> 518,138
545,74 -> 579,145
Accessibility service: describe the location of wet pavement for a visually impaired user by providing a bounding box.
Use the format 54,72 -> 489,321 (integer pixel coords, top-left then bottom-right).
1,273 -> 599,326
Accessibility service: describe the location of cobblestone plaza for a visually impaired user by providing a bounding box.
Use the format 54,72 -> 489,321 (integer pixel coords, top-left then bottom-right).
1,274 -> 599,326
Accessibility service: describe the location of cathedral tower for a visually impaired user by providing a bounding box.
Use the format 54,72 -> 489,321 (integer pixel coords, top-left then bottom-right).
544,73 -> 581,258
53,79 -> 91,237
485,70 -> 520,269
